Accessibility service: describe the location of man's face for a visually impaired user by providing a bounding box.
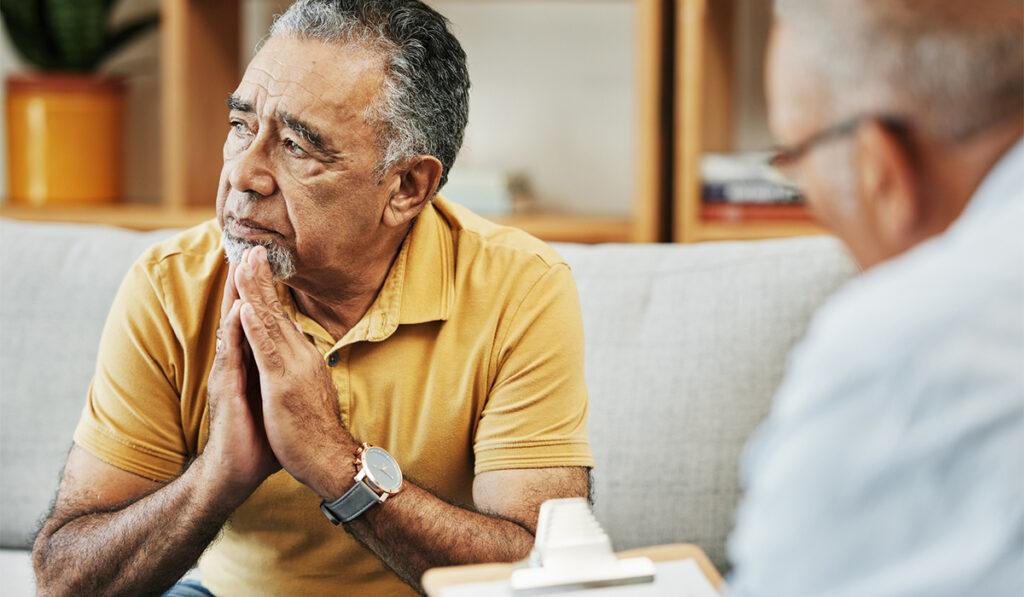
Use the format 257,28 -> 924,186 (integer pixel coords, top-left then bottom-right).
766,25 -> 880,267
216,35 -> 391,281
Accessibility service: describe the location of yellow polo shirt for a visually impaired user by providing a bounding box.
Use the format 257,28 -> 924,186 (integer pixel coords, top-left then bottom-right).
73,197 -> 593,596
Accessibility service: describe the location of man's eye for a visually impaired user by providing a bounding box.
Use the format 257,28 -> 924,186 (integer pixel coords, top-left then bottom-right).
229,120 -> 248,134
284,138 -> 307,156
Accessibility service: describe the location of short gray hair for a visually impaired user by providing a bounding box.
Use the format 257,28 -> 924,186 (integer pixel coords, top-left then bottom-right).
774,0 -> 1024,140
270,0 -> 470,189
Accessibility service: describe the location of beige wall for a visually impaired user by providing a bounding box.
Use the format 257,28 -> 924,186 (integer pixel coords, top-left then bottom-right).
431,1 -> 636,216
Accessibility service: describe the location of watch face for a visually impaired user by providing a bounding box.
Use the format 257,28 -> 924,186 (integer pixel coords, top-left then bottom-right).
362,446 -> 403,493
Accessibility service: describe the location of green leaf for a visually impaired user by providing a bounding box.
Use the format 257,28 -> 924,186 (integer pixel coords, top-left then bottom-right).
96,12 -> 159,68
2,0 -> 159,71
1,0 -> 60,69
0,0 -> 38,34
43,0 -> 107,71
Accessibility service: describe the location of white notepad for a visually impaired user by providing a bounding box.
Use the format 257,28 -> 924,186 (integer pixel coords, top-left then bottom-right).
438,557 -> 720,597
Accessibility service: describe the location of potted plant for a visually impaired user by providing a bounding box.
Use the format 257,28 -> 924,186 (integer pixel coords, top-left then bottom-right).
2,0 -> 158,206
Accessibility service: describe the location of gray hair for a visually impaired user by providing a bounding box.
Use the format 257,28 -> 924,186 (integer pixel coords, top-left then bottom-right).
269,0 -> 470,189
774,0 -> 1024,141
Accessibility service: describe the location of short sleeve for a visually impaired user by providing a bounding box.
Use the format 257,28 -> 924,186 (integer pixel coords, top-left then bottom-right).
473,263 -> 594,474
73,254 -> 189,481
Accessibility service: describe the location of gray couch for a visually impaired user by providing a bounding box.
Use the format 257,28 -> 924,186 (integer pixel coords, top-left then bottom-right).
0,217 -> 856,594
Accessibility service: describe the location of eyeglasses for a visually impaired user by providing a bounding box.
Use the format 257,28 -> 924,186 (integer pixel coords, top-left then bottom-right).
768,114 -> 908,171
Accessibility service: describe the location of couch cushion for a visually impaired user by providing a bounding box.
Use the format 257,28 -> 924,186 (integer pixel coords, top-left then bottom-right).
0,219 -> 181,549
0,218 -> 856,576
0,549 -> 34,596
553,235 -> 856,572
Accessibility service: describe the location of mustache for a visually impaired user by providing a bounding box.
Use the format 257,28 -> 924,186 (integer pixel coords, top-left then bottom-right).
228,191 -> 274,219
224,190 -> 282,236
225,215 -> 279,236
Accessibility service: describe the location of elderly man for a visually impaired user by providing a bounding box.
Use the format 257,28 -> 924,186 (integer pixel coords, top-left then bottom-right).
31,1 -> 592,595
729,1 -> 1023,595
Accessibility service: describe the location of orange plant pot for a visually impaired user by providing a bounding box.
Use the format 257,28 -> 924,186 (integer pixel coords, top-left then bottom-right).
6,74 -> 124,206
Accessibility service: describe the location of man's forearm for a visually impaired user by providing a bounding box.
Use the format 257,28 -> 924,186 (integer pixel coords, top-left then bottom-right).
33,456 -> 243,597
345,482 -> 534,590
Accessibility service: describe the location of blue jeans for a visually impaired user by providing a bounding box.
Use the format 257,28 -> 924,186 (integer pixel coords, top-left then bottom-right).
161,579 -> 215,597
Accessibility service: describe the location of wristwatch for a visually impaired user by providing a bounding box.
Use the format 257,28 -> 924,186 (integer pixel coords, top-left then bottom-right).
320,442 -> 403,525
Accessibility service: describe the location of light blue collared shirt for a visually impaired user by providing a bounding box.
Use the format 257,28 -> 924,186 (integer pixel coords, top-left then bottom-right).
727,138 -> 1024,597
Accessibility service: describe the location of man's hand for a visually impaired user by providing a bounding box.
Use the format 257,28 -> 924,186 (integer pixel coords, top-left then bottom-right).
204,260 -> 281,498
234,246 -> 355,500
227,246 -> 592,593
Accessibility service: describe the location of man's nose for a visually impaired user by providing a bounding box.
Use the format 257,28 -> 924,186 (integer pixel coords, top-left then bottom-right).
228,139 -> 276,198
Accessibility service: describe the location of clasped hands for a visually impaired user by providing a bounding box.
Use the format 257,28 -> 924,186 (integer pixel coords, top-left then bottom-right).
205,245 -> 355,502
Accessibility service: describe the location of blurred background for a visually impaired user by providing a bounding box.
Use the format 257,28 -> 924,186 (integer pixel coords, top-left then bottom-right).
1,0 -> 816,243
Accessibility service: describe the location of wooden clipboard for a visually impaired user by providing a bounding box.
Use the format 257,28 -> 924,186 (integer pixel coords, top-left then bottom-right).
422,543 -> 724,596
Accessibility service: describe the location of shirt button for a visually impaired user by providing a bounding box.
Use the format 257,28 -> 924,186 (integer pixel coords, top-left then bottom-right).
327,353 -> 340,367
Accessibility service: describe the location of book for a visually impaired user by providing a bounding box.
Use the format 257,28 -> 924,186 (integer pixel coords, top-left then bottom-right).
701,152 -> 802,205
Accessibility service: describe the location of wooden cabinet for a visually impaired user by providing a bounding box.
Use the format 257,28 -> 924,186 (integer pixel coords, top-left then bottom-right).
2,0 -> 825,243
0,0 -> 238,230
3,0 -> 670,242
674,0 -> 825,242
161,0 -> 240,212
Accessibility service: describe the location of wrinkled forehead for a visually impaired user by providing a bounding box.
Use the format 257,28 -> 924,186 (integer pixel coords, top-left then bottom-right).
236,35 -> 387,120
765,22 -> 832,144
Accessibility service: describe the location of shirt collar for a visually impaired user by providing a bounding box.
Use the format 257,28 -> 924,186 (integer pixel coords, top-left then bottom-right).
953,136 -> 1024,228
274,199 -> 455,348
396,198 -> 455,326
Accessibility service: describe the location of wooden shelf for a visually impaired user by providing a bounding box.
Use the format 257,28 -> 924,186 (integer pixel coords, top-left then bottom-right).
0,203 -> 629,243
695,220 -> 826,242
494,214 -> 632,244
161,0 -> 241,210
701,202 -> 816,222
10,1 -> 808,245
673,0 -> 827,243
0,204 -> 215,230
690,202 -> 825,242
155,0 -> 667,243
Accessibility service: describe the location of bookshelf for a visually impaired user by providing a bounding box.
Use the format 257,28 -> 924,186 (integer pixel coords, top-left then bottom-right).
2,0 -> 666,244
2,0 -> 831,244
673,0 -> 826,243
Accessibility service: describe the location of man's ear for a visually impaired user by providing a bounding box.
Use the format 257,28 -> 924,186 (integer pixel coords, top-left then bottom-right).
383,155 -> 443,228
854,121 -> 922,255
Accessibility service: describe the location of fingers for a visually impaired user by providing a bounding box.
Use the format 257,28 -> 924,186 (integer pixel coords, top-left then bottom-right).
214,299 -> 245,373
235,246 -> 281,311
240,301 -> 285,374
221,262 -> 239,324
211,299 -> 247,410
223,298 -> 244,355
233,246 -> 310,375
235,245 -> 296,346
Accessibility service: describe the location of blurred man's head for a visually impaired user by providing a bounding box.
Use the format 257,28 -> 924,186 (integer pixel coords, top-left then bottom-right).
768,0 -> 1023,268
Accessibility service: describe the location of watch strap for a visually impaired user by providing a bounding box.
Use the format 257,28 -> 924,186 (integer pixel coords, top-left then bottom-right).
320,480 -> 382,525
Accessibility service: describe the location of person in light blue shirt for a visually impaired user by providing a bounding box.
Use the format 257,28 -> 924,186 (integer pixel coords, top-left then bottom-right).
727,1 -> 1023,596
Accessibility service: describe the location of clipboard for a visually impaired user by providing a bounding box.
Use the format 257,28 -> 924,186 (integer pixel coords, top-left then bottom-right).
422,543 -> 724,597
